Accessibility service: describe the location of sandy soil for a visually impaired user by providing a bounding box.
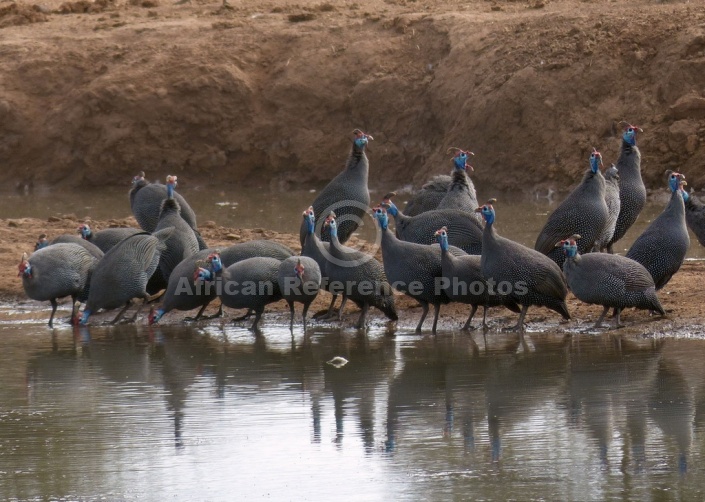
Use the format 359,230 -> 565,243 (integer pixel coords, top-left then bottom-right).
4,215 -> 704,336
1,0 -> 705,195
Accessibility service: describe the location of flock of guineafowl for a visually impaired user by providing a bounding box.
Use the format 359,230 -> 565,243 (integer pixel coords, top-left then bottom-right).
18,125 -> 705,333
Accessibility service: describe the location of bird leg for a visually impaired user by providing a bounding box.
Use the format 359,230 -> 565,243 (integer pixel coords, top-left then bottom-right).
611,308 -> 625,329
355,303 -> 370,330
593,306 -> 610,329
185,303 -> 210,322
66,295 -> 79,324
431,303 -> 441,334
48,298 -> 58,328
461,305 -> 479,331
288,301 -> 295,331
313,294 -> 338,320
248,309 -> 264,332
337,296 -> 348,321
507,305 -> 528,333
232,308 -> 253,322
111,301 -> 132,324
415,301 -> 429,333
302,302 -> 311,331
482,306 -> 490,331
128,297 -> 150,323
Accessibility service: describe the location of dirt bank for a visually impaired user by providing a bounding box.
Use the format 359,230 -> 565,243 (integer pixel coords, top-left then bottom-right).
4,216 -> 704,336
1,0 -> 704,194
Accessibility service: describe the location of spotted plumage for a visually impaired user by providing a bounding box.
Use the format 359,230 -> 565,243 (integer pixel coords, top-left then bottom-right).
403,174 -> 452,216
324,213 -> 398,329
684,191 -> 705,247
50,234 -> 104,260
436,149 -> 482,223
626,172 -> 690,290
79,227 -> 175,325
560,236 -> 665,328
382,193 -> 483,255
607,123 -> 646,251
299,129 -> 372,247
149,240 -> 294,324
301,206 -> 339,317
478,200 -> 570,332
201,253 -> 283,332
18,244 -> 98,327
593,163 -> 621,252
435,226 -> 521,330
78,223 -> 142,253
535,148 -> 609,268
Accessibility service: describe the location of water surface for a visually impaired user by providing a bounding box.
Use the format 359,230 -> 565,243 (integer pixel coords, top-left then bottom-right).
1,320 -> 705,501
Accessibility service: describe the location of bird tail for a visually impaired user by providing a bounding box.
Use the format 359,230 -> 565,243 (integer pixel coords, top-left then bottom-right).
153,226 -> 175,252
376,282 -> 398,321
549,300 -> 571,320
650,296 -> 666,316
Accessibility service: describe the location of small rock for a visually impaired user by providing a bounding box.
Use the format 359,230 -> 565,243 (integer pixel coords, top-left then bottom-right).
8,220 -> 20,228
48,216 -> 62,222
203,221 -> 217,228
225,234 -> 241,241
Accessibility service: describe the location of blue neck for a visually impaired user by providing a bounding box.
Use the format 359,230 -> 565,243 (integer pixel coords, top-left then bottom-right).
483,210 -> 495,226
354,137 -> 368,150
438,233 -> 449,251
23,264 -> 32,278
453,154 -> 467,171
680,189 -> 689,202
385,201 -> 398,217
306,216 -> 315,235
564,244 -> 578,258
669,177 -> 679,193
329,223 -> 338,239
590,157 -> 600,174
81,228 -> 92,239
375,213 -> 388,230
210,258 -> 222,274
623,131 -> 636,146
79,310 -> 91,325
166,183 -> 175,199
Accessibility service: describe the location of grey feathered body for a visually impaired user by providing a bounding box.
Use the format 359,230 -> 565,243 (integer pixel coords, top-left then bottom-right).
483,223 -> 570,318
300,142 -> 371,247
684,193 -> 705,247
437,170 -> 482,223
22,244 -> 96,304
50,234 -> 104,260
440,247 -> 521,313
277,256 -> 321,306
86,228 -> 173,312
302,228 -> 336,294
154,198 -> 199,283
84,227 -> 142,253
391,208 -> 483,255
535,168 -> 609,268
608,141 -> 646,248
161,241 -> 294,314
563,253 -> 664,313
595,165 -> 621,251
626,190 -> 690,290
217,257 -> 282,312
326,232 -> 398,321
403,175 -> 451,216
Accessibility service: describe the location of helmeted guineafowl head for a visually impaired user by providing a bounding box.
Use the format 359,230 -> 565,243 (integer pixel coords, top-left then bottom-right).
206,252 -> 223,274
353,129 -> 373,150
17,253 -> 31,278
78,309 -> 91,326
166,175 -> 178,198
557,234 -> 581,258
434,226 -> 450,250
323,212 -> 338,237
590,148 -> 603,174
373,206 -> 389,229
193,266 -> 213,283
475,198 -> 497,225
78,223 -> 92,240
380,192 -> 398,217
666,171 -> 686,193
148,306 -> 164,325
621,122 -> 643,146
303,206 -> 316,233
447,147 -> 474,172
294,259 -> 305,280
131,171 -> 145,186
34,233 -> 48,251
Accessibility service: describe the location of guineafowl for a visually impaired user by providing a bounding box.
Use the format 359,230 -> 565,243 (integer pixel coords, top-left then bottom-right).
301,206 -> 338,318
593,163 -> 621,252
560,235 -> 664,328
437,148 -> 481,219
78,223 -> 142,253
435,226 -> 521,330
277,256 -> 321,330
477,199 -> 570,332
382,192 -> 483,254
535,148 -> 609,268
77,227 -> 174,325
129,171 -> 207,250
34,233 -> 49,251
50,234 -> 104,260
18,244 -> 98,327
607,123 -> 646,252
323,213 -> 398,329
198,253 -> 282,332
149,240 -> 294,324
154,175 -> 200,284
684,191 -> 705,247
403,175 -> 452,216
626,172 -> 690,290
299,129 -> 373,247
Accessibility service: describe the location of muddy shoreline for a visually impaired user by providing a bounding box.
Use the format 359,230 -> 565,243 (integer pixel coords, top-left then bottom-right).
5,216 -> 704,337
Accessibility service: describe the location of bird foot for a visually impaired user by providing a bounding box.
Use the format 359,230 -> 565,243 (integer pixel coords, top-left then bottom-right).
461,324 -> 477,332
